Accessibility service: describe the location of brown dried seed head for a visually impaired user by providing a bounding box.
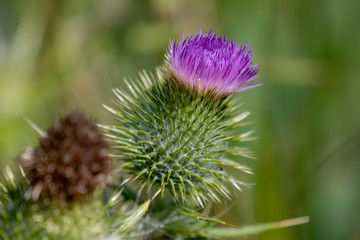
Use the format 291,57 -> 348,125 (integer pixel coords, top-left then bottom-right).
20,112 -> 111,202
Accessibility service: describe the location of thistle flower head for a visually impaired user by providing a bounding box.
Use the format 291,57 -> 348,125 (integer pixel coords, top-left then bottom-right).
20,112 -> 111,202
164,30 -> 261,98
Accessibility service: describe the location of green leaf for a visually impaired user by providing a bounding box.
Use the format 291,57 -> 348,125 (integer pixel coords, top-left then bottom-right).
116,190 -> 160,234
116,199 -> 151,234
179,208 -> 237,228
201,216 -> 309,238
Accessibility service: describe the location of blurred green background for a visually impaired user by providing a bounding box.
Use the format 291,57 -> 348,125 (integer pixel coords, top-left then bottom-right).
1,0 -> 360,239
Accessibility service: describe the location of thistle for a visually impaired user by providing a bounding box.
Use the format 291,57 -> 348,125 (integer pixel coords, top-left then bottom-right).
20,112 -> 112,202
104,30 -> 261,206
0,31 -> 310,240
0,112 -> 119,239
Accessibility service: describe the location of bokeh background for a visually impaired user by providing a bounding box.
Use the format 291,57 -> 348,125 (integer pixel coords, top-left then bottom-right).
1,0 -> 360,239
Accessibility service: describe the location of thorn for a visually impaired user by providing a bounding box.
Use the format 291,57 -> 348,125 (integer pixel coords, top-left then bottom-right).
103,104 -> 117,114
24,118 -> 46,137
232,111 -> 251,123
151,189 -> 161,201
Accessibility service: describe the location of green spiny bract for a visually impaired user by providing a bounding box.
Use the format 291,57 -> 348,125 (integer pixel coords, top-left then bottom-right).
103,69 -> 254,206
0,167 -> 112,239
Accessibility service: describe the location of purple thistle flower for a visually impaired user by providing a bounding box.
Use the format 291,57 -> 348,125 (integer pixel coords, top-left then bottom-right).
164,30 -> 261,98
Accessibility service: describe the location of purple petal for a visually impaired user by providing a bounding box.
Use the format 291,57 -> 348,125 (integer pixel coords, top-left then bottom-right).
166,31 -> 261,97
